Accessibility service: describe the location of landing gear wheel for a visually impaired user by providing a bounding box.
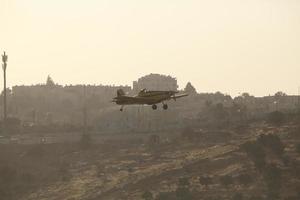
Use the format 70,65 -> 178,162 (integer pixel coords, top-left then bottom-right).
163,104 -> 168,110
152,104 -> 157,110
120,108 -> 123,112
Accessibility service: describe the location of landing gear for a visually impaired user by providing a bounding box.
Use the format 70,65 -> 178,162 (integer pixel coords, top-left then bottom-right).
120,106 -> 124,111
163,104 -> 168,110
152,104 -> 157,110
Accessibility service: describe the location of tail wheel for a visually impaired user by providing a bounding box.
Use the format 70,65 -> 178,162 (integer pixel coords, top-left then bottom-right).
152,104 -> 157,110
163,104 -> 168,110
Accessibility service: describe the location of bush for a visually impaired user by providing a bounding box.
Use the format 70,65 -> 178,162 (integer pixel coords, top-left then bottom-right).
174,177 -> 194,200
178,177 -> 190,187
20,172 -> 35,185
237,173 -> 253,185
268,111 -> 285,126
263,164 -> 282,199
142,191 -> 153,200
0,165 -> 18,200
155,192 -> 174,200
257,134 -> 284,156
219,175 -> 234,187
0,165 -> 17,184
58,162 -> 72,181
249,195 -> 263,200
296,143 -> 300,154
79,133 -> 92,149
199,176 -> 213,188
232,193 -> 243,200
181,127 -> 199,141
26,144 -> 45,158
241,141 -> 266,170
176,187 -> 194,200
148,135 -> 160,146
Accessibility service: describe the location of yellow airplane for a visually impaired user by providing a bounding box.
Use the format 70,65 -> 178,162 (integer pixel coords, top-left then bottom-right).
112,89 -> 188,111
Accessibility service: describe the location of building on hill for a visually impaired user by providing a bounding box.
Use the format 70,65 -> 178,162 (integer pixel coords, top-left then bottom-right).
133,73 -> 178,92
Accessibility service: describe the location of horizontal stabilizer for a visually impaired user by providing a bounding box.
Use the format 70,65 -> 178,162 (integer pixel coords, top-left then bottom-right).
172,93 -> 189,100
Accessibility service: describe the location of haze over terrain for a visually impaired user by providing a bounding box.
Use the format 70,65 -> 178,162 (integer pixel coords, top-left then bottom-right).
1,0 -> 300,96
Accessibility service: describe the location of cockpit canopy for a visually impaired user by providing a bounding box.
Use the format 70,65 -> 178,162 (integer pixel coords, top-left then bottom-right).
138,88 -> 148,96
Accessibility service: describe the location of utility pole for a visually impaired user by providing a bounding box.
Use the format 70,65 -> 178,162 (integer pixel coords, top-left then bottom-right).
298,86 -> 300,114
2,52 -> 8,125
83,85 -> 87,134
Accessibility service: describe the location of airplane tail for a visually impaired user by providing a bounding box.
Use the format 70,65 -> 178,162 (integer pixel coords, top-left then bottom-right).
117,89 -> 125,97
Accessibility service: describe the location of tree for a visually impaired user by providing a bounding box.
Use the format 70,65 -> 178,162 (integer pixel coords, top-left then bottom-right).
205,100 -> 212,108
213,103 -> 228,120
46,75 -> 55,87
241,141 -> 266,170
257,134 -> 284,157
274,91 -> 287,98
274,91 -> 287,105
184,82 -> 197,94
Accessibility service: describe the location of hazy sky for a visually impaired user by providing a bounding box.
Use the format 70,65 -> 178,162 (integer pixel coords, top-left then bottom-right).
0,0 -> 299,96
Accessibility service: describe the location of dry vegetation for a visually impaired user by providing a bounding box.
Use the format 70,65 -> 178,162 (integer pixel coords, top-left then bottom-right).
0,115 -> 300,200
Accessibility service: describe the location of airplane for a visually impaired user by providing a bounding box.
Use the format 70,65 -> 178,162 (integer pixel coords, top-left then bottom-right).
112,89 -> 188,111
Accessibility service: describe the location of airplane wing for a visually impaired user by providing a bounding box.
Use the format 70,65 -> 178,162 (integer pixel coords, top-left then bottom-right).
171,93 -> 189,101
112,95 -> 156,104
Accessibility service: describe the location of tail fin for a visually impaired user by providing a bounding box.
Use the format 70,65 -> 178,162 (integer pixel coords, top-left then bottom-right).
117,89 -> 125,97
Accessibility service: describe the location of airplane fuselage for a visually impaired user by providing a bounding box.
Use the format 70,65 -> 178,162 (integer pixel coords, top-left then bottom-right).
114,91 -> 176,105
112,89 -> 187,111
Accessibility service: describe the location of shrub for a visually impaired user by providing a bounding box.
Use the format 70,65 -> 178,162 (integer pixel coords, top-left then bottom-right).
249,195 -> 263,200
148,135 -> 160,146
237,173 -> 253,185
26,144 -> 45,158
142,191 -> 153,200
181,127 -> 198,141
176,187 -> 194,200
232,193 -> 243,200
263,164 -> 282,199
268,111 -> 285,126
178,177 -> 190,187
155,192 -> 174,200
241,141 -> 266,170
199,176 -> 213,188
296,143 -> 300,154
0,165 -> 17,200
0,165 -> 17,184
58,162 -> 72,181
258,134 -> 284,156
79,133 -> 92,149
219,175 -> 234,187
